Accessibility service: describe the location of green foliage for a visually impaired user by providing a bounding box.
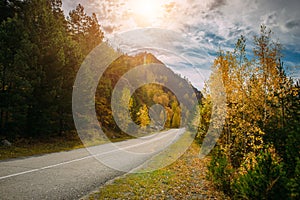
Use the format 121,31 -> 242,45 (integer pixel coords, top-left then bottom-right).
0,1 -> 102,139
207,148 -> 233,196
232,151 -> 286,200
286,158 -> 300,198
196,93 -> 212,142
68,4 -> 103,55
271,124 -> 300,177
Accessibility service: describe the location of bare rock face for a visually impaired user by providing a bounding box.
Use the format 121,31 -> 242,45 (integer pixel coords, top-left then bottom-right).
1,139 -> 12,147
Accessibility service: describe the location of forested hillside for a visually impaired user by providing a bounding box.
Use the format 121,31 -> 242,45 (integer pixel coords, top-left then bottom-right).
0,0 -> 201,141
96,53 -> 202,138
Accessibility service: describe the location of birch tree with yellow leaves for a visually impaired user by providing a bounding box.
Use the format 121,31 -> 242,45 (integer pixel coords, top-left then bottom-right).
205,26 -> 300,199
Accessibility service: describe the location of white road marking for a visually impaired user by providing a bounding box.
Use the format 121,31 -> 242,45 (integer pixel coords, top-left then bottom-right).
0,129 -> 184,180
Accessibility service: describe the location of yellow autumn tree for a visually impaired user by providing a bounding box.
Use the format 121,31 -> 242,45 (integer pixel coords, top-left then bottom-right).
138,104 -> 150,128
204,26 -> 286,168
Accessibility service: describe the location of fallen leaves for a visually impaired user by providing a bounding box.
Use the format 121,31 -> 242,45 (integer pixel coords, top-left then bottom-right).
88,142 -> 228,200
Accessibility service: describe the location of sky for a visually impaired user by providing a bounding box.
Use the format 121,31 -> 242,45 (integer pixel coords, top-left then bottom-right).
62,0 -> 300,90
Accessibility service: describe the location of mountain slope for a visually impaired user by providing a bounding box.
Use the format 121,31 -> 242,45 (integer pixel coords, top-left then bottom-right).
95,53 -> 202,138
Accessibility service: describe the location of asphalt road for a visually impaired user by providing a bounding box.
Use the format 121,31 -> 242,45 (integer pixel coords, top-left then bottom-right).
0,129 -> 185,200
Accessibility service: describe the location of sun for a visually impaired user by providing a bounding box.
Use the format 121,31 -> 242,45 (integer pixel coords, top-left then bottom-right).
129,0 -> 163,25
133,1 -> 159,17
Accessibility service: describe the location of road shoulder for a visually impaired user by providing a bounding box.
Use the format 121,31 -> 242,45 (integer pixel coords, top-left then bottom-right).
84,134 -> 228,199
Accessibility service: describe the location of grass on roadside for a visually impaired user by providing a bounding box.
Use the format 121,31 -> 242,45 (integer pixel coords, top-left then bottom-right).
87,132 -> 228,200
0,132 -> 133,160
0,133 -> 84,160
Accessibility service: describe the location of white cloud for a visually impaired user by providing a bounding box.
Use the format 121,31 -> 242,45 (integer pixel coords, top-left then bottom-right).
62,0 -> 300,84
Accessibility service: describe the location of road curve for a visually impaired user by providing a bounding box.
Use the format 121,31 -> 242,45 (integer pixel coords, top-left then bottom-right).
0,129 -> 185,200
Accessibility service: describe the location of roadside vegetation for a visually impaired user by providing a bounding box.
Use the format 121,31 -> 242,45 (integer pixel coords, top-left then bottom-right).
87,134 -> 227,200
0,132 -> 83,160
198,26 -> 300,199
0,132 -> 138,160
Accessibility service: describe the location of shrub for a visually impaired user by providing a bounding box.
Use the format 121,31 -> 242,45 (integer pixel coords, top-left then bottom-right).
207,148 -> 234,196
286,157 -> 300,199
232,151 -> 287,200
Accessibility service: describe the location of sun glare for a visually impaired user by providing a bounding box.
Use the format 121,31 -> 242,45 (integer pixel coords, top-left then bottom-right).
129,0 -> 163,25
